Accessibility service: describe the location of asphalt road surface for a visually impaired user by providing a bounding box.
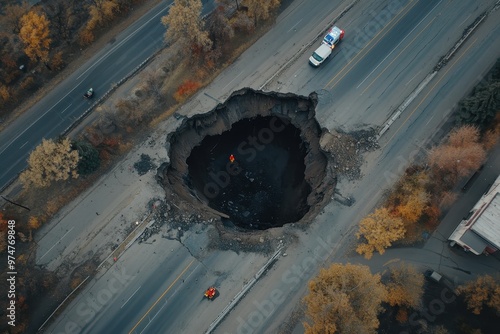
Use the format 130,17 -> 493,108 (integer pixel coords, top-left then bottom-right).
41,0 -> 500,333
0,0 -> 216,191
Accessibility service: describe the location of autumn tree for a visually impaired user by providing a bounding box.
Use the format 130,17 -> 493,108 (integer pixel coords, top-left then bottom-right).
20,138 -> 79,188
304,263 -> 387,334
241,0 -> 281,26
88,0 -> 120,27
19,11 -> 52,63
395,188 -> 429,223
81,0 -> 120,44
28,216 -> 42,241
457,275 -> 500,315
356,208 -> 405,259
161,0 -> 213,54
428,125 -> 486,184
385,263 -> 424,309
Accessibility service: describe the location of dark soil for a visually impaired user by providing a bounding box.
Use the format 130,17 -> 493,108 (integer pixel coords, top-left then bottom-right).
187,115 -> 311,229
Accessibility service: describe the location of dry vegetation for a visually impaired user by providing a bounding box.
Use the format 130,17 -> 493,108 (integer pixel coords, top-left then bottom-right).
303,263 -> 387,334
0,1 -> 283,332
0,0 -> 151,119
304,263 -> 500,333
356,120 -> 499,258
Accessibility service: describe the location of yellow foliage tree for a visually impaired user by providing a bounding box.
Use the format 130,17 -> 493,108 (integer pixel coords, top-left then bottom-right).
28,216 -> 41,230
385,263 -> 424,308
304,263 -> 387,334
19,11 -> 51,62
20,138 -> 79,188
161,0 -> 212,52
241,0 -> 281,26
356,208 -> 405,259
457,275 -> 500,315
396,188 -> 429,223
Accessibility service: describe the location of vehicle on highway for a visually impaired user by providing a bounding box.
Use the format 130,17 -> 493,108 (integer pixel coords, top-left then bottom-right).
84,88 -> 94,99
309,26 -> 345,67
204,287 -> 217,300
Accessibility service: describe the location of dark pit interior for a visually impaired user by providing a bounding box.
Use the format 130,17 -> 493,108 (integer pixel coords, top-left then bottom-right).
187,116 -> 311,229
158,88 -> 335,233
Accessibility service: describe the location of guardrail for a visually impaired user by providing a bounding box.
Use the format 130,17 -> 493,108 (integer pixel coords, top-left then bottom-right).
205,245 -> 284,334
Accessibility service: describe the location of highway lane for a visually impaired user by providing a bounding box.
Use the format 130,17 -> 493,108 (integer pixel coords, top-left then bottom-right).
41,0 -> 500,333
270,0 -> 494,130
46,226 -> 270,334
0,0 -> 216,190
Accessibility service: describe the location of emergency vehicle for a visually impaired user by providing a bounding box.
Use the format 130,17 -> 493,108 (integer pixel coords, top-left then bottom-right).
309,26 -> 345,67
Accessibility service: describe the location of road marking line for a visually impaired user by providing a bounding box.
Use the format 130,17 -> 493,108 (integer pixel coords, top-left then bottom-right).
76,4 -> 172,80
128,259 -> 195,334
425,113 -> 435,125
121,286 -> 141,309
405,70 -> 422,86
459,13 -> 471,27
1,4 -> 174,156
287,18 -> 303,33
60,104 -> 72,114
382,37 -> 478,149
222,71 -> 244,91
19,141 -> 29,149
358,4 -> 440,94
137,262 -> 201,334
324,0 -> 418,89
39,227 -> 75,260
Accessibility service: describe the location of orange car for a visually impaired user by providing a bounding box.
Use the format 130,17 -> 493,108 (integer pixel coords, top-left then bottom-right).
204,287 -> 216,299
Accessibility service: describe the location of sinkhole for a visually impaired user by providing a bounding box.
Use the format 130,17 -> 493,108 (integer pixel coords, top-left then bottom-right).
158,88 -> 335,230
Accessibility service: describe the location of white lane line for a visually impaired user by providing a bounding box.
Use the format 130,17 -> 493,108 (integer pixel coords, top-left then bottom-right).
426,113 -> 435,125
222,71 -> 244,91
138,262 -> 201,334
19,141 -> 29,149
76,4 -> 172,80
0,96 -> 71,156
356,1 -> 440,89
39,227 -> 74,260
60,104 -> 72,114
121,286 -> 141,309
405,70 -> 421,86
0,4 -> 172,155
459,14 -> 471,27
287,18 -> 303,33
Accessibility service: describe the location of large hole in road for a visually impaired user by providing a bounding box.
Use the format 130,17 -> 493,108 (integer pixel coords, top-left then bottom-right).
157,88 -> 336,230
187,115 -> 310,229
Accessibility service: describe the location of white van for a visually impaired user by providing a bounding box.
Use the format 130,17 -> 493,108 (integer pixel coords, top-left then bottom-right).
309,26 -> 344,67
